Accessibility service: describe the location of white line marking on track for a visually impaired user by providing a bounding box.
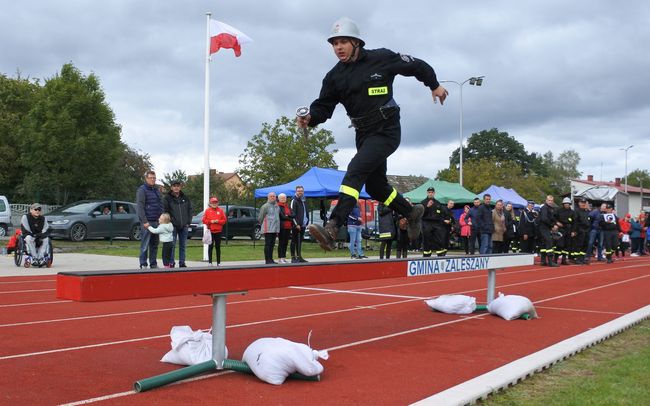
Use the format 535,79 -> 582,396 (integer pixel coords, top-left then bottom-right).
0,279 -> 54,285
535,306 -> 625,315
0,300 -> 71,308
58,370 -> 234,406
289,286 -> 426,299
533,274 -> 650,304
0,288 -> 55,294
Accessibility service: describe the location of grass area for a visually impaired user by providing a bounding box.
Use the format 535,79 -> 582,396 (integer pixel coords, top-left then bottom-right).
480,318 -> 650,406
52,237 -> 385,262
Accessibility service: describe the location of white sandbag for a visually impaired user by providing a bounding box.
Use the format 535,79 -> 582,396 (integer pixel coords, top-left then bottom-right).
161,326 -> 226,365
424,294 -> 477,314
487,293 -> 538,320
242,337 -> 329,385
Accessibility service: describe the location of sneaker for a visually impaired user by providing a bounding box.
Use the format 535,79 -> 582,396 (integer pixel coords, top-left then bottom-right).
298,257 -> 308,263
291,257 -> 299,263
357,255 -> 368,259
179,263 -> 187,268
279,258 -> 287,263
150,264 -> 158,269
351,254 -> 358,259
631,253 -> 639,257
406,204 -> 424,241
308,221 -> 337,251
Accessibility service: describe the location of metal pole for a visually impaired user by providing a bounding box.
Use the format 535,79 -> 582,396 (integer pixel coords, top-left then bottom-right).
487,268 -> 496,303
212,294 -> 226,369
459,84 -> 464,186
203,12 -> 212,261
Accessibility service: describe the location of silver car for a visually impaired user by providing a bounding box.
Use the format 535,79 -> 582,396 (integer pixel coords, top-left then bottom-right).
47,200 -> 142,241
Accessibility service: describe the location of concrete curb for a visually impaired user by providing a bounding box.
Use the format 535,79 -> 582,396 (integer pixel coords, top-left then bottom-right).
412,304 -> 650,405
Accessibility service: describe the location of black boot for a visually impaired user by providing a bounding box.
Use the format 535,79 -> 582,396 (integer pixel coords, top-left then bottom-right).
308,219 -> 338,251
548,254 -> 559,267
540,252 -> 548,266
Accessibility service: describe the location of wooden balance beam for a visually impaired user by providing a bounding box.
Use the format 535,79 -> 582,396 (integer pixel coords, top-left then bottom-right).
57,254 -> 534,390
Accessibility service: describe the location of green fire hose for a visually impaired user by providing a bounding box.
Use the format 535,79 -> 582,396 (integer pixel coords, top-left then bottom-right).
222,359 -> 320,381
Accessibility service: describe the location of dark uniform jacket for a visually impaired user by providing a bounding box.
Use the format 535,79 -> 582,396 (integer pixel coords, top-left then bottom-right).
556,207 -> 576,234
539,204 -> 556,229
475,203 -> 495,234
519,208 -> 538,237
421,198 -> 445,223
575,209 -> 591,232
163,191 -> 193,229
309,48 -> 440,125
598,213 -> 620,232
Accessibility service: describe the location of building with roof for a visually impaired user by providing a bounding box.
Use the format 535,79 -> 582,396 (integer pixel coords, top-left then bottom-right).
571,175 -> 650,216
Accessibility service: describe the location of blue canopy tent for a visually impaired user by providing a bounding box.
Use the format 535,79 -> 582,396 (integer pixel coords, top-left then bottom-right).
479,185 -> 528,209
254,167 -> 371,199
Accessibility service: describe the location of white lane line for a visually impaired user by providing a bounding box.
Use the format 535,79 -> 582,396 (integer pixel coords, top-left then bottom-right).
0,289 -> 55,294
0,279 -> 55,285
0,300 -> 72,308
533,274 -> 650,304
288,286 -> 426,299
58,370 -> 235,406
536,306 -> 625,315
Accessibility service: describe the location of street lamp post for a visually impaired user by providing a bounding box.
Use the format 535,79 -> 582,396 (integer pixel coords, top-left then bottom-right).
619,145 -> 633,193
440,76 -> 484,186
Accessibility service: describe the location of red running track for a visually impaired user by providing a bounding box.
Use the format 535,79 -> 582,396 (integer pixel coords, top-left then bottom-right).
1,256 -> 649,405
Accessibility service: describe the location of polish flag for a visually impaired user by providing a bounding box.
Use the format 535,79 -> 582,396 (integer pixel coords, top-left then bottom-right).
209,20 -> 252,57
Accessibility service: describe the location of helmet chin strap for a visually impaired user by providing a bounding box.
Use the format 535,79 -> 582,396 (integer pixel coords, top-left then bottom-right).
342,38 -> 360,63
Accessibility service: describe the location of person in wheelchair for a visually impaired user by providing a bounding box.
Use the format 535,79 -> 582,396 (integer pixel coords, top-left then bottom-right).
21,203 -> 52,266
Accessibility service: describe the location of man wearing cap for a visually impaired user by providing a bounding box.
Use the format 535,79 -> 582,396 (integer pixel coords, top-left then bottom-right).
420,187 -> 446,257
20,203 -> 51,266
518,200 -> 538,254
298,17 -> 448,251
136,170 -> 163,269
554,197 -> 576,265
538,195 -> 559,267
163,179 -> 193,267
572,198 -> 591,264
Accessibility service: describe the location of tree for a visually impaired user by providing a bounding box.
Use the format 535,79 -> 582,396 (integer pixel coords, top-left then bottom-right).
238,116 -> 338,189
625,169 -> 650,189
449,128 -> 543,174
162,170 -> 188,188
109,144 -> 153,201
0,73 -> 40,199
542,150 -> 581,196
437,158 -> 551,201
183,172 -> 251,208
18,63 -> 123,204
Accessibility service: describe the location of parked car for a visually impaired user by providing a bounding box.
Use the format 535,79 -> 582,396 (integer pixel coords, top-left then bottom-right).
0,196 -> 11,237
188,205 -> 261,240
47,200 -> 142,241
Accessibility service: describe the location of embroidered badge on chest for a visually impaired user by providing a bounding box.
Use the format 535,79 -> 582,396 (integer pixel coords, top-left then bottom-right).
370,73 -> 383,81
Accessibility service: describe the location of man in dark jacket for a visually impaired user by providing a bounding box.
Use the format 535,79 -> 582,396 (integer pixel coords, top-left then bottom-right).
518,200 -> 538,254
299,17 -> 447,251
466,197 -> 481,254
441,200 -> 456,256
475,194 -> 495,254
163,180 -> 193,268
538,195 -> 559,267
572,198 -> 591,264
599,203 -> 620,264
136,170 -> 163,269
555,197 -> 576,265
421,187 -> 446,257
290,186 -> 308,263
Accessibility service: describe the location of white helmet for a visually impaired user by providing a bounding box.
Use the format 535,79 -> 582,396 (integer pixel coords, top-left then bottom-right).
562,197 -> 572,204
328,17 -> 365,47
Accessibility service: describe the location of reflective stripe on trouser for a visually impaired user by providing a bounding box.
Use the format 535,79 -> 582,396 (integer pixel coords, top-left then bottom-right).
331,118 -> 411,226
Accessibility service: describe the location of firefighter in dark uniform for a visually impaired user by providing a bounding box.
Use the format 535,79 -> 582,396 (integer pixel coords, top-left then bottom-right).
298,17 -> 448,251
421,187 -> 447,257
538,195 -> 559,267
598,203 -> 620,264
518,200 -> 538,254
555,197 -> 576,265
441,199 -> 456,256
572,198 -> 591,264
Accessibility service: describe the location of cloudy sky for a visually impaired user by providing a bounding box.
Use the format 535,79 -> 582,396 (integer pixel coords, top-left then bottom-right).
2,1 -> 649,187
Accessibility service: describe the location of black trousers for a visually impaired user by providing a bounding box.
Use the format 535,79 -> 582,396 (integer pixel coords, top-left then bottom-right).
603,230 -> 618,258
469,229 -> 479,254
162,242 -> 173,266
520,235 -> 537,254
208,232 -> 222,264
379,239 -> 393,259
278,228 -> 291,259
396,230 -> 409,258
330,117 -> 413,227
290,227 -> 305,258
422,221 -> 446,256
538,225 -> 555,256
264,233 -> 277,263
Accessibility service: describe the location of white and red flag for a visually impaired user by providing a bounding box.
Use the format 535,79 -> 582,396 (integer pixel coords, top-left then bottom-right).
209,19 -> 252,57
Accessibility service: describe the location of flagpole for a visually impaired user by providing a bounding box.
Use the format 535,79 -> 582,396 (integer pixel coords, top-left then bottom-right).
202,12 -> 211,262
